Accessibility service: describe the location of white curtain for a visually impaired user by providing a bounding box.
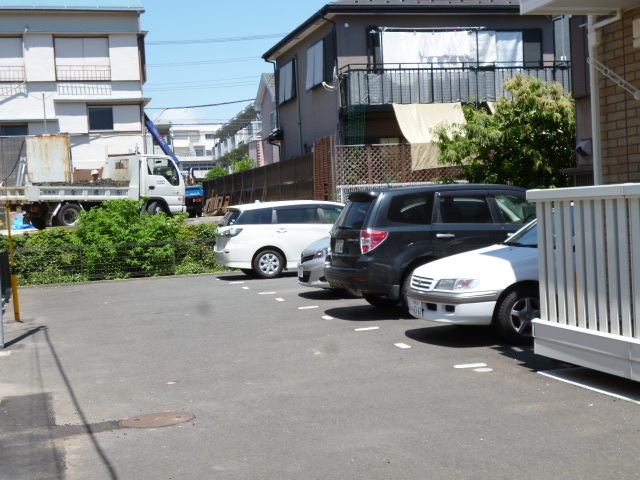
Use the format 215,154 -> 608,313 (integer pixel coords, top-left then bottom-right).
382,30 -> 523,67
305,40 -> 323,90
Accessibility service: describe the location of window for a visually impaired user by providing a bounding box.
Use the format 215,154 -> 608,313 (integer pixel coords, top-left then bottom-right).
276,207 -> 321,224
494,194 -> 536,224
277,59 -> 296,105
204,133 -> 215,140
436,196 -> 493,224
88,106 -> 113,131
0,124 -> 27,136
54,37 -> 110,80
194,147 -> 204,157
321,206 -> 343,224
306,40 -> 324,90
147,157 -> 180,186
388,193 -> 431,224
236,208 -> 273,225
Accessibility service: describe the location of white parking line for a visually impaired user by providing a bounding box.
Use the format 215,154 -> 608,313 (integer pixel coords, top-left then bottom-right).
355,326 -> 380,331
229,281 -> 245,285
298,306 -> 319,310
322,315 -> 334,320
242,286 -> 250,290
474,367 -> 493,373
395,343 -> 411,349
259,292 -> 276,295
276,298 -> 285,302
0,351 -> 11,357
454,363 -> 487,369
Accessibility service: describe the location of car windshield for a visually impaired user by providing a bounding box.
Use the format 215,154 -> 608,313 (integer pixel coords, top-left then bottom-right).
503,220 -> 538,247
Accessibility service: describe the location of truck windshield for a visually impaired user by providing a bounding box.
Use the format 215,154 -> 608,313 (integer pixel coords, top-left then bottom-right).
147,158 -> 180,186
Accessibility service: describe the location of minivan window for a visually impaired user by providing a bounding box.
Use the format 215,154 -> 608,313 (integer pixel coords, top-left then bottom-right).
335,200 -> 372,229
321,206 -> 343,224
388,193 -> 431,224
436,196 -> 493,224
221,210 -> 241,226
276,207 -> 321,224
235,208 -> 273,225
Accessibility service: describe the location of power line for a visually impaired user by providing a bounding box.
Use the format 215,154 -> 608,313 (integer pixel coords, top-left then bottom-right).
146,33 -> 287,46
146,99 -> 254,110
146,81 -> 257,92
147,75 -> 257,86
148,57 -> 258,67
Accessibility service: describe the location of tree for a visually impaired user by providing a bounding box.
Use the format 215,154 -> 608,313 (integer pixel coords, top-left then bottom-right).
231,154 -> 258,173
204,166 -> 229,180
433,75 -> 576,189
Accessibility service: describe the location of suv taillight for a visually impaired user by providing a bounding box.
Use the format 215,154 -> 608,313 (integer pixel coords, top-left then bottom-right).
360,229 -> 388,253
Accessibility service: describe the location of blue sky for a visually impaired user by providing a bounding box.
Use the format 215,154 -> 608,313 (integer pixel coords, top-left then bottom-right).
142,0 -> 329,126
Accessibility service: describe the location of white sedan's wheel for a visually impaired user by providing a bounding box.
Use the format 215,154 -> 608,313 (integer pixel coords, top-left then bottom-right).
495,286 -> 539,344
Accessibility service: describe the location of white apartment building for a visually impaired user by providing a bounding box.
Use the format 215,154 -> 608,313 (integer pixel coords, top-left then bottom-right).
212,104 -> 263,166
0,1 -> 147,169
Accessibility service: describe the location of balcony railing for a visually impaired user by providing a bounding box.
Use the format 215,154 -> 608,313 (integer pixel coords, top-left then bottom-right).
0,65 -> 25,82
342,62 -> 571,107
56,65 -> 111,81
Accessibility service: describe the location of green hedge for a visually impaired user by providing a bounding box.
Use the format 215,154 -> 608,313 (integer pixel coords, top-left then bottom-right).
0,199 -> 223,285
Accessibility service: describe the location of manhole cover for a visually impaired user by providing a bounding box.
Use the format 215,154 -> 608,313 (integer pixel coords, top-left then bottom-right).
119,412 -> 195,428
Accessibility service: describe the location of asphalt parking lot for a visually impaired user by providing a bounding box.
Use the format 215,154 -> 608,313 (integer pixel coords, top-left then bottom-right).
2,272 -> 640,480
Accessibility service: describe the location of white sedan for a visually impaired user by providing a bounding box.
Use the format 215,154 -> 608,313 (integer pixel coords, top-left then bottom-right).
406,220 -> 539,344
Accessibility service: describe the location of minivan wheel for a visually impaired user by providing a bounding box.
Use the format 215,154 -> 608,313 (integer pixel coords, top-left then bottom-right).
495,286 -> 539,344
363,293 -> 399,308
253,250 -> 284,279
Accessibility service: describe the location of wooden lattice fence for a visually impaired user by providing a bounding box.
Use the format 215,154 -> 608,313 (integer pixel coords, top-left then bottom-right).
334,144 -> 459,186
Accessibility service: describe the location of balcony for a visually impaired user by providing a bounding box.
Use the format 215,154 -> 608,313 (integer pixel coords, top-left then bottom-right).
0,66 -> 25,82
342,62 -> 571,107
56,65 -> 111,81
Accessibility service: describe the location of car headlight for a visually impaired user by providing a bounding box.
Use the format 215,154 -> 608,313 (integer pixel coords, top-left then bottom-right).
435,278 -> 479,291
314,247 -> 330,259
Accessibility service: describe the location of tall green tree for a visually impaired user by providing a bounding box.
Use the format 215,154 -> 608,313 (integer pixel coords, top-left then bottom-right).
433,75 -> 576,188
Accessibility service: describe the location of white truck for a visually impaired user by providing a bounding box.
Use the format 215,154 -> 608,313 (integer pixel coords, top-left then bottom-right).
0,135 -> 186,229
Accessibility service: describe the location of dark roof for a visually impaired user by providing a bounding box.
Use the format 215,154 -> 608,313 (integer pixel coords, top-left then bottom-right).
263,0 -> 521,60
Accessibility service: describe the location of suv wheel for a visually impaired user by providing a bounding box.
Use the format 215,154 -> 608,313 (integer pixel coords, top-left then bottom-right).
253,250 -> 284,279
363,293 -> 398,308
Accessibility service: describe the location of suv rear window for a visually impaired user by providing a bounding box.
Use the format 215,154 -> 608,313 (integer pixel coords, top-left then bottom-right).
335,200 -> 372,229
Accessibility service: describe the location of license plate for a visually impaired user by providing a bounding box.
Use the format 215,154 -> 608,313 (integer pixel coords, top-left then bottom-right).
335,239 -> 344,253
408,298 -> 423,318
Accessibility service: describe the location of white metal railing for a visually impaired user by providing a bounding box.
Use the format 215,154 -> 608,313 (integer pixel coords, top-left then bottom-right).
527,183 -> 640,380
56,65 -> 111,81
0,65 -> 25,82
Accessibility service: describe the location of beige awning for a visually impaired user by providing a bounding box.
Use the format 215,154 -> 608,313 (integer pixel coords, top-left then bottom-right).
392,103 -> 466,170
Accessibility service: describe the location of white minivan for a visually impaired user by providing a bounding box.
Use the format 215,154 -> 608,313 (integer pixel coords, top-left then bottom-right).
214,200 -> 343,278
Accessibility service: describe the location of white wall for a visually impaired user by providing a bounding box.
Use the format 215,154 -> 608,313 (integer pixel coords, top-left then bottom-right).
109,34 -> 141,81
113,105 -> 141,131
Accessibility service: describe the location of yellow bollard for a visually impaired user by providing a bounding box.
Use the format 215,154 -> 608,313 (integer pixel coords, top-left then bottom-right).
4,204 -> 21,322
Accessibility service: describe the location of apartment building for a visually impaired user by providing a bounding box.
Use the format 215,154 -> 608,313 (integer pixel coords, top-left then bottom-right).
0,1 -> 147,169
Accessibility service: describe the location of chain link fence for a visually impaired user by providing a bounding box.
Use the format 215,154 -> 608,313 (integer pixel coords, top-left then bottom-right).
13,238 -> 218,286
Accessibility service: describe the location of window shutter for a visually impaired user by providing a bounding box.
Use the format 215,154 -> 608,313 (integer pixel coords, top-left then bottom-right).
570,15 -> 590,99
323,33 -> 335,82
522,29 -> 542,67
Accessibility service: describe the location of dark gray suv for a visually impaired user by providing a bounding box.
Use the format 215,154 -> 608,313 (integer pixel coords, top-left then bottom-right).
324,185 -> 535,309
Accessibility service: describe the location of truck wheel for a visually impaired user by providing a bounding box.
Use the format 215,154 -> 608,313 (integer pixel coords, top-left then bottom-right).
147,201 -> 164,215
55,204 -> 81,227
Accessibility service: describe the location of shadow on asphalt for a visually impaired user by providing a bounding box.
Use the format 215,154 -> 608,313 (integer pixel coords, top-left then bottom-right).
216,272 -> 297,282
298,289 -> 362,301
405,325 -> 556,371
324,304 -> 412,322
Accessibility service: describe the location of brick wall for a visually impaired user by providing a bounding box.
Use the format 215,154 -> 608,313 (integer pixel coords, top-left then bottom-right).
598,7 -> 640,184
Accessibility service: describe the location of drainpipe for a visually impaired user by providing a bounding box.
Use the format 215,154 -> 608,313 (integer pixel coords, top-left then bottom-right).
588,15 -> 603,185
587,11 -> 621,186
